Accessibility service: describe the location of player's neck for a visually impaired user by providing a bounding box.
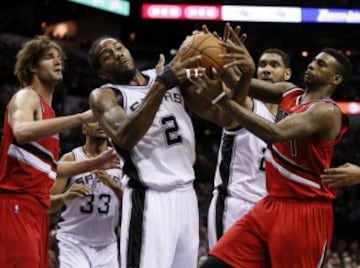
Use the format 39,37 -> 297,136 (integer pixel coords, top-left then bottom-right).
30,80 -> 54,106
301,89 -> 332,103
128,70 -> 148,86
83,140 -> 108,158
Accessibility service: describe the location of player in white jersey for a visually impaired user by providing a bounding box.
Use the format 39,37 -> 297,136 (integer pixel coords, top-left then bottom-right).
50,122 -> 123,268
208,48 -> 292,248
86,28 -> 247,268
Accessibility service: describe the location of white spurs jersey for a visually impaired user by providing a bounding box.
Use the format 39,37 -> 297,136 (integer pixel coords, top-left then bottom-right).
214,100 -> 275,203
103,69 -> 196,190
56,147 -> 123,247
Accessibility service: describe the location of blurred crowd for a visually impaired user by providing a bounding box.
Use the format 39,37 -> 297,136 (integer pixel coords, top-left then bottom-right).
2,34 -> 360,267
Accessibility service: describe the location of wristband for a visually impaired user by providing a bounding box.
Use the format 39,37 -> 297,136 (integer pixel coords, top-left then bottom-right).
155,66 -> 179,89
211,92 -> 226,105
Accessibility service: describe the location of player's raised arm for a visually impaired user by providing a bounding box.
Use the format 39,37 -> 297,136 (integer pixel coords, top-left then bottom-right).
9,89 -> 93,144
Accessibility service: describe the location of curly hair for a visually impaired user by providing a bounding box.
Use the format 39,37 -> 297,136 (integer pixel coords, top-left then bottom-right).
14,35 -> 66,86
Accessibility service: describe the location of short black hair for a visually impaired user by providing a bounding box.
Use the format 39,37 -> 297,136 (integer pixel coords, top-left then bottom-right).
259,48 -> 291,68
322,47 -> 352,84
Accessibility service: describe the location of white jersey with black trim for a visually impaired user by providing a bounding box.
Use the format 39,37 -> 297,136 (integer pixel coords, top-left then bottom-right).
214,99 -> 275,203
103,69 -> 196,190
56,147 -> 123,247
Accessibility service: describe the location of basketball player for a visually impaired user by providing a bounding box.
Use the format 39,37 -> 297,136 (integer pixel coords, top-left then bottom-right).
196,37 -> 352,267
50,122 -> 123,268
0,35 -> 119,268
86,28 -> 248,268
207,48 -> 292,248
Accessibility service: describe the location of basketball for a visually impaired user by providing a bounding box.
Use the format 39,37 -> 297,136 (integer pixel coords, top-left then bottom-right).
179,32 -> 226,73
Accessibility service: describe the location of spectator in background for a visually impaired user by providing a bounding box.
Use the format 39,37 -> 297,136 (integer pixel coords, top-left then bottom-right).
0,35 -> 119,268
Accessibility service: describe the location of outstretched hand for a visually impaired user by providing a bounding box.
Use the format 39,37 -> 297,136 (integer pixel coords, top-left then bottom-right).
93,169 -> 115,188
93,149 -> 121,170
190,69 -> 226,104
321,163 -> 360,187
63,183 -> 91,201
221,23 -> 255,75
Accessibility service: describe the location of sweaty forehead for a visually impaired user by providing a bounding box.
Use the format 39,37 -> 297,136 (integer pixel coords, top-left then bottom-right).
95,38 -> 119,55
259,53 -> 283,63
316,52 -> 337,63
99,38 -> 118,47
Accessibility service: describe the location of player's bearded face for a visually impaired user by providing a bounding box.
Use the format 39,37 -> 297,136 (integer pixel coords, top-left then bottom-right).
118,68 -> 136,83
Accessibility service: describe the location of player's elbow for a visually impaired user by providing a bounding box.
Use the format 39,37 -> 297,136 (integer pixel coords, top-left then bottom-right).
13,127 -> 33,144
112,132 -> 138,151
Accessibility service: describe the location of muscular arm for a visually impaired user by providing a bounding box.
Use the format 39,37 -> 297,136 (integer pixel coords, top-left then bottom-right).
216,98 -> 342,144
182,83 -> 233,127
89,83 -> 168,150
9,89 -> 91,144
57,148 -> 120,177
249,79 -> 295,104
49,152 -> 91,213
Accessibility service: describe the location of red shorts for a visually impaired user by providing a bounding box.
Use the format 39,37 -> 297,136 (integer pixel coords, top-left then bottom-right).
210,195 -> 333,268
0,193 -> 49,268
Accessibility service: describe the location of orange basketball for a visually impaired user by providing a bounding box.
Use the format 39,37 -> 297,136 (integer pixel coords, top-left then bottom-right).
180,32 -> 226,73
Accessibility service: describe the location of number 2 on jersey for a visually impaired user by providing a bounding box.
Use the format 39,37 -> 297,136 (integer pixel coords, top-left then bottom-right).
161,115 -> 182,145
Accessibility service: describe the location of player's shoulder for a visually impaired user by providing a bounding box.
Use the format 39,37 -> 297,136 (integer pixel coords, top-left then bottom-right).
281,83 -> 304,96
8,87 -> 41,110
89,86 -> 119,101
59,150 -> 76,162
13,87 -> 40,101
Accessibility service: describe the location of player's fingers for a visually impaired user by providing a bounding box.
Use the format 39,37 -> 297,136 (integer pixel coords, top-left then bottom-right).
221,42 -> 246,53
227,26 -> 242,44
213,31 -> 220,40
323,168 -> 341,175
223,22 -> 230,41
234,25 -> 241,36
155,54 -> 165,74
180,55 -> 202,68
201,24 -> 209,34
185,68 -> 205,81
70,186 -> 91,196
320,173 -> 345,180
240,33 -> 247,43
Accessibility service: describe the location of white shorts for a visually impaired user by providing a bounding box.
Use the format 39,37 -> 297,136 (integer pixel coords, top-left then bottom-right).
121,183 -> 199,268
57,234 -> 119,268
207,191 -> 255,249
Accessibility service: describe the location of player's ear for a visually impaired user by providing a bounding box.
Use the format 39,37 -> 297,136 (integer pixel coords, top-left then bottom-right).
284,68 -> 292,81
332,74 -> 343,86
82,124 -> 88,134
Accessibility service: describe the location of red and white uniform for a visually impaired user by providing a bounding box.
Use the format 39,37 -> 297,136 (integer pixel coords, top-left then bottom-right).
0,95 -> 59,268
210,87 -> 349,268
266,87 -> 346,200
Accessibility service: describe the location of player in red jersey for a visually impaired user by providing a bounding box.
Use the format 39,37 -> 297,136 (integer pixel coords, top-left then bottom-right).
0,36 -> 119,268
195,25 -> 352,268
